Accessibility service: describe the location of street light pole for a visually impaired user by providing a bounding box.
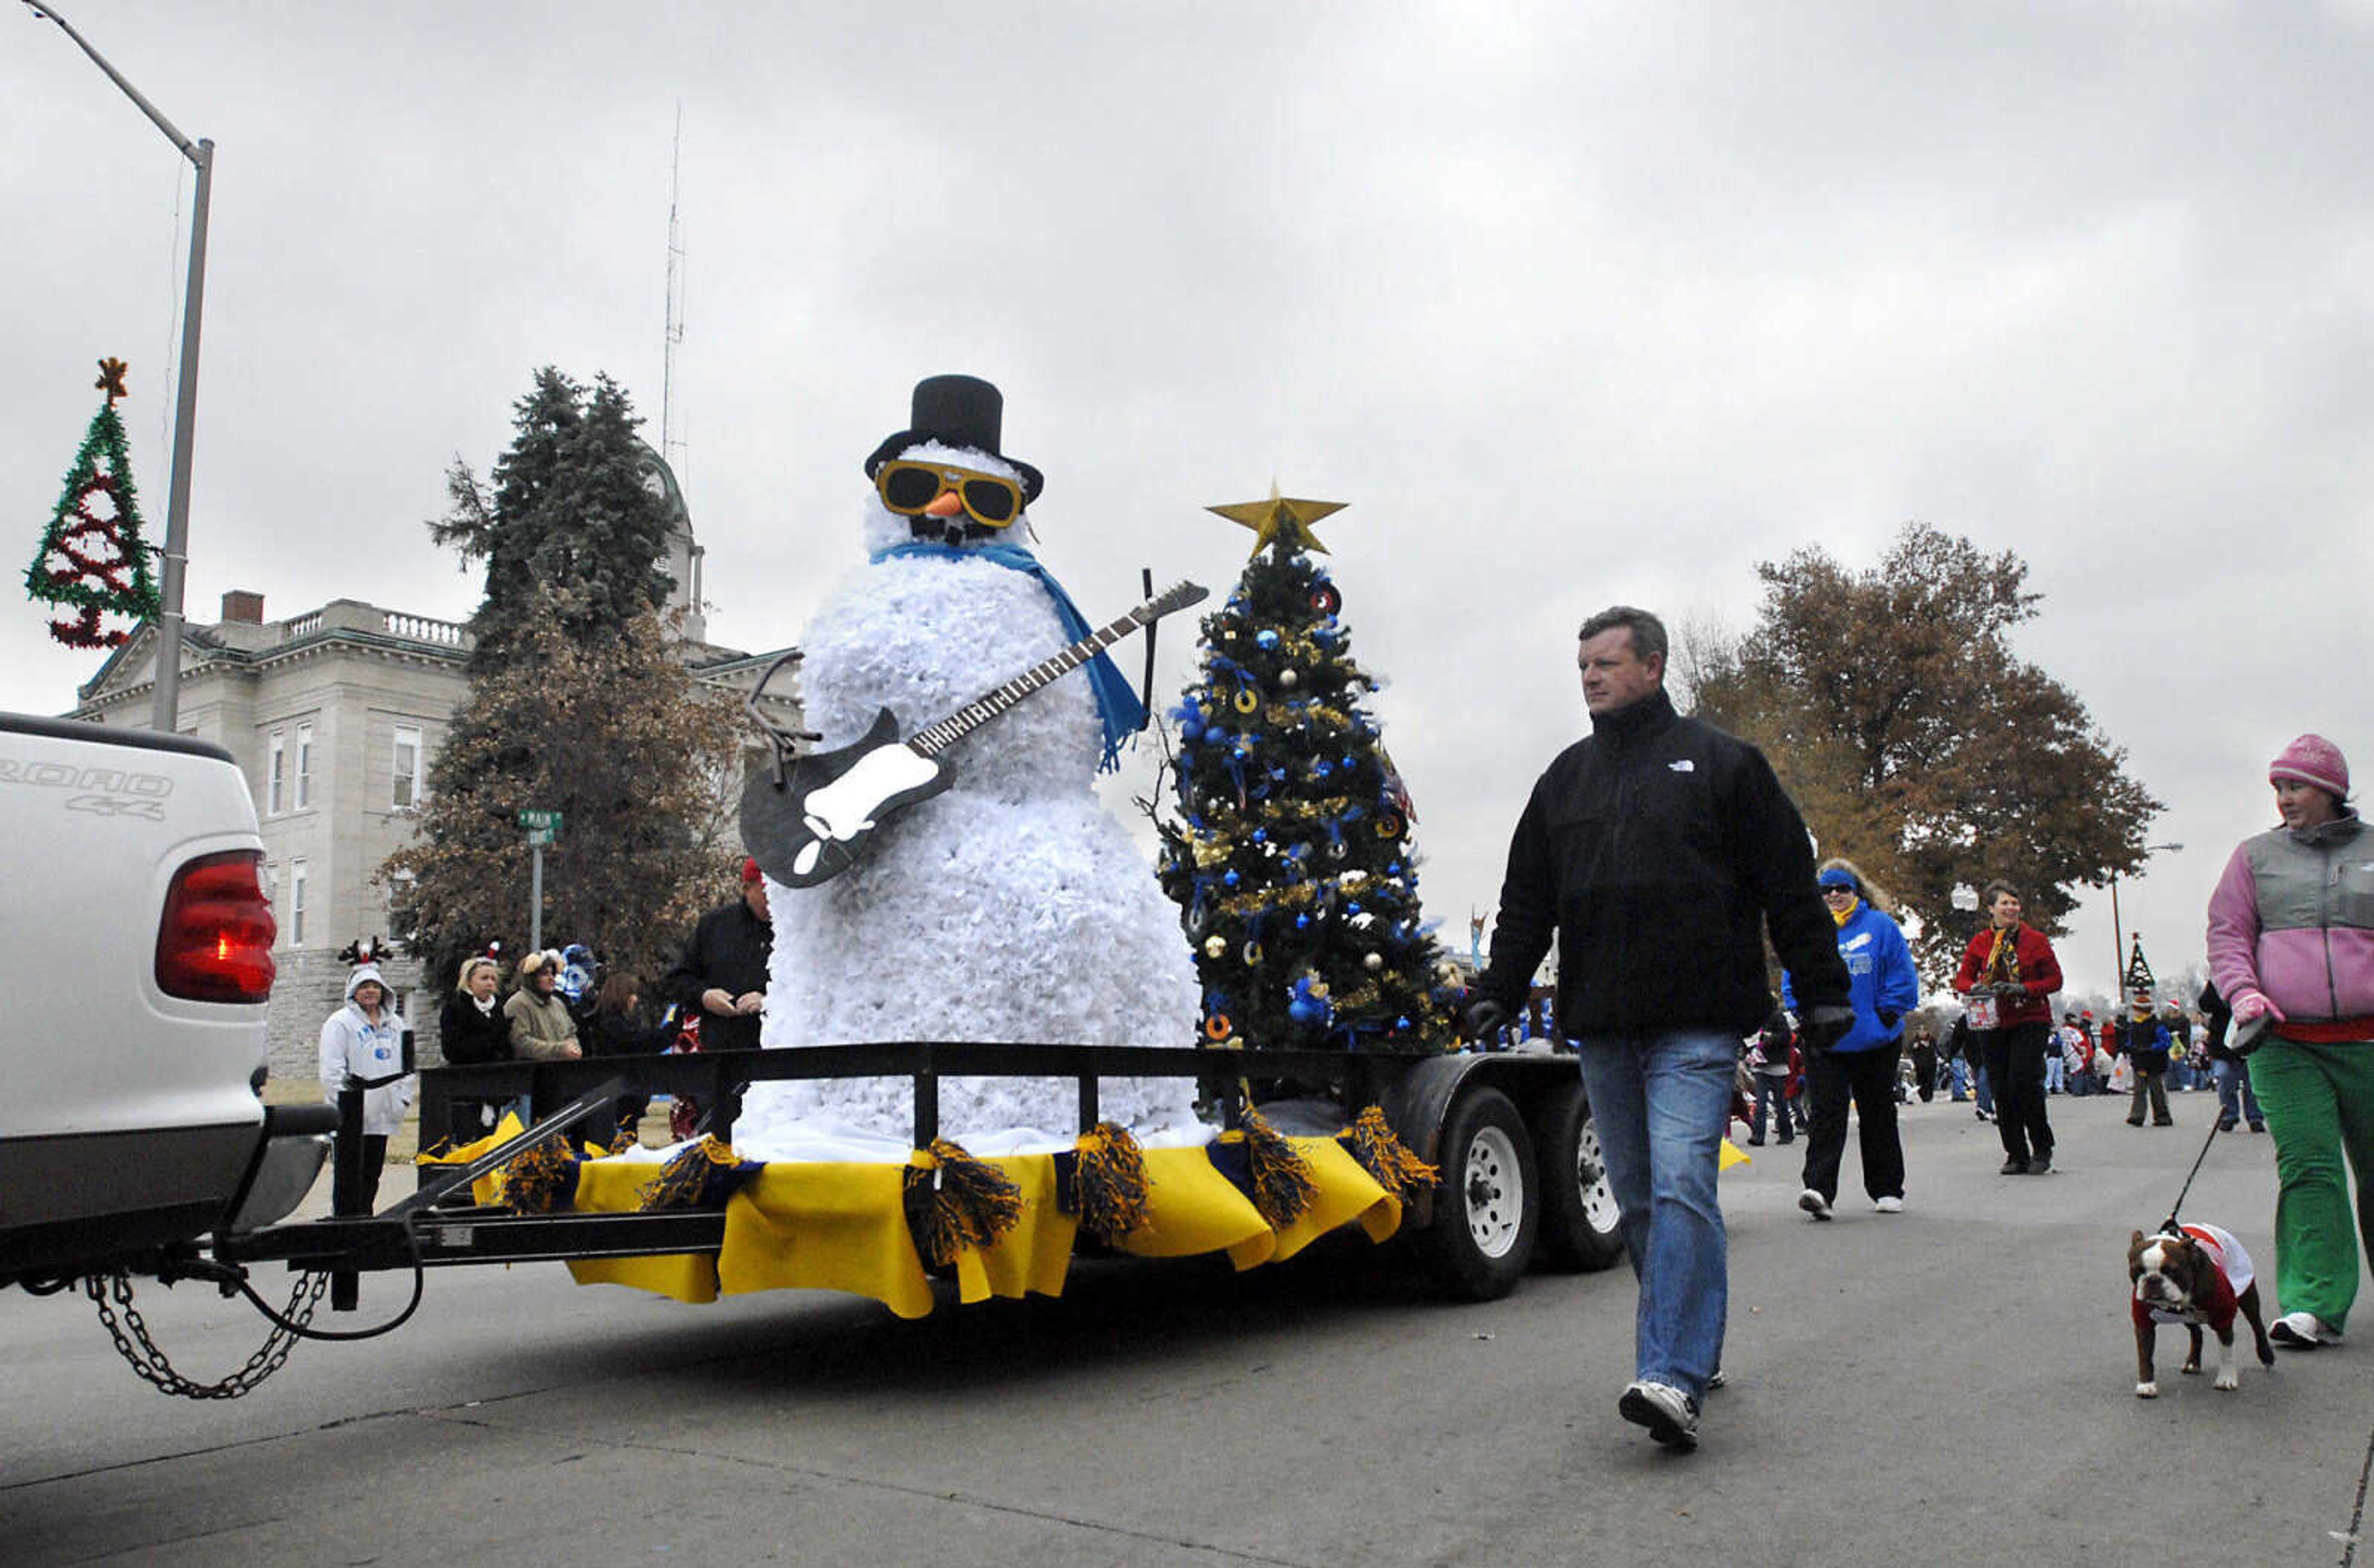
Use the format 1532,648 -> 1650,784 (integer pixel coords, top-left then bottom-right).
23,2 -> 213,733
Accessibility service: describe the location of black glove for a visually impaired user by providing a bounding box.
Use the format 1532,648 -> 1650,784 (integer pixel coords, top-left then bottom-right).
1993,981 -> 2027,1002
1876,1008 -> 1902,1033
1460,996 -> 1510,1043
1798,1006 -> 1854,1054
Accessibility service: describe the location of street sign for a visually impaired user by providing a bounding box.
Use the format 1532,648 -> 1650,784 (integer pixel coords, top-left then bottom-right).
516,809 -> 563,831
527,826 -> 556,847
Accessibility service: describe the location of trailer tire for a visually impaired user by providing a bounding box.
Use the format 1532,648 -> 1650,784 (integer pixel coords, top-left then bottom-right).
1413,1086 -> 1536,1300
1529,1079 -> 1626,1273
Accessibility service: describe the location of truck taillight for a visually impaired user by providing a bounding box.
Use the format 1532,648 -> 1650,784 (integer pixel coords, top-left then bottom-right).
156,850 -> 278,1003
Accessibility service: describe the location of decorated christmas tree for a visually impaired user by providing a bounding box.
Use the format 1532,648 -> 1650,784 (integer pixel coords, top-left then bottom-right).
25,358 -> 162,649
1157,487 -> 1458,1054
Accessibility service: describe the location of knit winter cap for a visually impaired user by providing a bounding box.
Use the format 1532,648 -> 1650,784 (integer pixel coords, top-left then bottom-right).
2270,734 -> 2350,800
742,855 -> 764,884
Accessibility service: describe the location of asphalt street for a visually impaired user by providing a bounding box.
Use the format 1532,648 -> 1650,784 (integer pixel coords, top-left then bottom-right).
2,1086 -> 2367,1568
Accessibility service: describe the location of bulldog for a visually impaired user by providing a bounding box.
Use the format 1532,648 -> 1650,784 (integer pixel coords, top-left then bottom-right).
2129,1222 -> 2277,1397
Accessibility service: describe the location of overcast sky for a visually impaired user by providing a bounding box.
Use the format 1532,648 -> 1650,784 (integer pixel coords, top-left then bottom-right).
8,2 -> 2370,1001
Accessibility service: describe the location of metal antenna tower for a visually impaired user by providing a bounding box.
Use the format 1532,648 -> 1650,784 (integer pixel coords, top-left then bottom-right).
661,101 -> 687,482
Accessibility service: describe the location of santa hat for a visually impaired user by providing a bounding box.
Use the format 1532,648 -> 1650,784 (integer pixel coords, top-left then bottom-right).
864,375 -> 1044,504
2270,734 -> 2350,800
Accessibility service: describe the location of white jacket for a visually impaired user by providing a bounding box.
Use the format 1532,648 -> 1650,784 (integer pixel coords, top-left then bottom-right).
318,964 -> 414,1135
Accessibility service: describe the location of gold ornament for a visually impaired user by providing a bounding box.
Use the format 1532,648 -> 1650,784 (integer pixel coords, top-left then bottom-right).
1207,480 -> 1348,557
1232,687 -> 1260,714
1204,934 -> 1227,958
95,357 -> 130,405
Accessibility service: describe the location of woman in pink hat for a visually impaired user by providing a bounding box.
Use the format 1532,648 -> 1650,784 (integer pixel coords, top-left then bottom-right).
2205,734 -> 2374,1351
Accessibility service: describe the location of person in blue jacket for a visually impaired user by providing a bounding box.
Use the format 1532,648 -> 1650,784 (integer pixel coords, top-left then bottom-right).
1785,859 -> 1923,1219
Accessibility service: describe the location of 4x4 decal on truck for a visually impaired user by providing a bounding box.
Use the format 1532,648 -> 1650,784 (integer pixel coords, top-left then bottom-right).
0,756 -> 174,820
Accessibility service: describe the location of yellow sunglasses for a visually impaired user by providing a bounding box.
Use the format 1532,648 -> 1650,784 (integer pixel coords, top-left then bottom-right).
874,460 -> 1025,528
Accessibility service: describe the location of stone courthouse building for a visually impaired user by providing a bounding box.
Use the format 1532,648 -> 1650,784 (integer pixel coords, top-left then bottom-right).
69,449 -> 799,1081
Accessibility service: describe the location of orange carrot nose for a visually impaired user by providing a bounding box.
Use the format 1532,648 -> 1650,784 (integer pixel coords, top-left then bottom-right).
923,487 -> 965,517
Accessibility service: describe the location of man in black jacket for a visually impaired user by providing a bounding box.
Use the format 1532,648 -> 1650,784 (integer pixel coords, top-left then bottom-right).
1466,605 -> 1852,1453
664,858 -> 775,1053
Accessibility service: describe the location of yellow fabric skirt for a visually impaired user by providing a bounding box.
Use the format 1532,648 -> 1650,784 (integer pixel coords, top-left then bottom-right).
419,1122 -> 1405,1320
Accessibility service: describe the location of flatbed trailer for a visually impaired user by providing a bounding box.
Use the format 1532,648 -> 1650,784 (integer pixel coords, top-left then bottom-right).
216,1036 -> 1624,1312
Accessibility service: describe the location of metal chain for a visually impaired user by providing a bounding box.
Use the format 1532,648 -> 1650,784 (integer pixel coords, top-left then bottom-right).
84,1269 -> 328,1400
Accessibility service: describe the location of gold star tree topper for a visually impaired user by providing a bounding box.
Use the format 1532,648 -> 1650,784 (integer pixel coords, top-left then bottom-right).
1207,481 -> 1347,557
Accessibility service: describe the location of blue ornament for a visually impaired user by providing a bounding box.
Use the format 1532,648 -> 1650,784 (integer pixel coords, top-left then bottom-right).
1313,760 -> 1332,777
1223,870 -> 1240,888
1256,629 -> 1280,650
1180,716 -> 1204,742
1295,913 -> 1311,929
1252,828 -> 1267,843
1396,1015 -> 1412,1030
1348,902 -> 1363,915
1233,745 -> 1249,760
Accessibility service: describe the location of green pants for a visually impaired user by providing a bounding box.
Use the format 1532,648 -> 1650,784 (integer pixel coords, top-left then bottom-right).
2247,1038 -> 2374,1331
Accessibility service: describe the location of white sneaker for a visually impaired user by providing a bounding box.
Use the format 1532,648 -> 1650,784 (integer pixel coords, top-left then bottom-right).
1619,1379 -> 1701,1451
1798,1189 -> 1832,1220
2270,1312 -> 2343,1350
1874,1195 -> 1904,1214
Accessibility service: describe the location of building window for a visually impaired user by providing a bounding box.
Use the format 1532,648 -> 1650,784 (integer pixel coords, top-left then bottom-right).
289,858 -> 308,946
295,722 -> 315,810
393,724 -> 423,810
266,731 -> 285,816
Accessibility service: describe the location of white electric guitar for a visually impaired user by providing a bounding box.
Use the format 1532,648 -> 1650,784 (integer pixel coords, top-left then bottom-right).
740,579 -> 1207,888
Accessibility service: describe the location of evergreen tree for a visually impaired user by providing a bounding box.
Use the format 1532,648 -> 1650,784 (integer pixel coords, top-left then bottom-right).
431,368 -> 678,674
383,600 -> 742,990
1157,520 -> 1457,1054
386,369 -> 738,985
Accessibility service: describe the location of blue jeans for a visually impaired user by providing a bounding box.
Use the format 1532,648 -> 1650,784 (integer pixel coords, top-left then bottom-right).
1975,1063 -> 1996,1116
2214,1058 -> 2263,1127
1574,1030 -> 1735,1403
1750,1072 -> 1794,1142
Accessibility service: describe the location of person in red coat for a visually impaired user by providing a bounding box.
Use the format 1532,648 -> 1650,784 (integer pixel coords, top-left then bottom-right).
1952,879 -> 2066,1174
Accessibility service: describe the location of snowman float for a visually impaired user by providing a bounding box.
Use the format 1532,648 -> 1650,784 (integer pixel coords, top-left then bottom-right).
733,375 -> 1209,1158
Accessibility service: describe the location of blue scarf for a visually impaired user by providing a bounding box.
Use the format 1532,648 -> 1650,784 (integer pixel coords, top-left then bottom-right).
869,540 -> 1146,772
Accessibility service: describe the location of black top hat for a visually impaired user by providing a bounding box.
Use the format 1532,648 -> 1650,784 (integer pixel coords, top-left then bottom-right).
864,374 -> 1044,504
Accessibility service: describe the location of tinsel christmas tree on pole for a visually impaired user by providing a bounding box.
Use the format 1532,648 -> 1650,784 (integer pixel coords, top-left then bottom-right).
25,358 -> 162,649
1157,485 -> 1458,1054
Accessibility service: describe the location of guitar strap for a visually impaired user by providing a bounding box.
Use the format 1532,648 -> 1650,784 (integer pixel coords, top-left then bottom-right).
870,540 -> 1149,771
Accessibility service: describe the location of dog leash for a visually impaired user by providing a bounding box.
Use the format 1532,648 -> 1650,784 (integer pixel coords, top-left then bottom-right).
2158,1116 -> 2227,1237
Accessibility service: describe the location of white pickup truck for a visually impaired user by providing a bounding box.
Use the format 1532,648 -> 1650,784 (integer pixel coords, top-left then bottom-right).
0,711 -> 331,1289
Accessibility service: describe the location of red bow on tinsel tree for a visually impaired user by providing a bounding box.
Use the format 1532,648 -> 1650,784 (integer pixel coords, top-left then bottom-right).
24,358 -> 163,649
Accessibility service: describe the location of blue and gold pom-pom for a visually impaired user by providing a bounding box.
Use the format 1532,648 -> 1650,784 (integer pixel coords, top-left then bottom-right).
1345,1104 -> 1437,1198
501,1133 -> 580,1215
1074,1121 -> 1152,1240
903,1139 -> 1024,1267
1240,1108 -> 1316,1227
636,1135 -> 757,1211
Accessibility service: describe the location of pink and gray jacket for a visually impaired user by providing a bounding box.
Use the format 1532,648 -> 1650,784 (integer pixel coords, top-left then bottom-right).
2205,811 -> 2374,1026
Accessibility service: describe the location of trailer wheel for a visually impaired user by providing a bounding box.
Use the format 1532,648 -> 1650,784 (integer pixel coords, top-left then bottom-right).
1530,1079 -> 1626,1273
1413,1086 -> 1536,1300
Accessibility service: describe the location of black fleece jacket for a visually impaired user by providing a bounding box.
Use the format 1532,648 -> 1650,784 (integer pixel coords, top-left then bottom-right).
1477,687 -> 1850,1037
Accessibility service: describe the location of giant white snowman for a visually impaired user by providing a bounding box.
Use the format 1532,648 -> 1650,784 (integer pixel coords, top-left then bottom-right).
733,375 -> 1206,1157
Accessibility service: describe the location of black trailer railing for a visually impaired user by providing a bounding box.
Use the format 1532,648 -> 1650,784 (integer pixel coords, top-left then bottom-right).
413,1040 -> 1411,1160
220,1041 -> 1431,1296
